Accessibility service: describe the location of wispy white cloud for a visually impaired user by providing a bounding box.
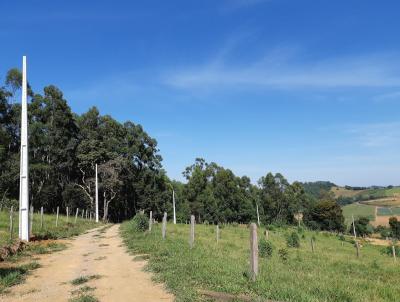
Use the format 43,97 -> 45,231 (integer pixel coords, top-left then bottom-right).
346,122 -> 400,148
164,50 -> 400,91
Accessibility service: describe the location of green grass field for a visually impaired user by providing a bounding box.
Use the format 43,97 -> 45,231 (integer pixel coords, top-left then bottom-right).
383,187 -> 400,195
342,203 -> 375,225
0,209 -> 99,247
377,207 -> 400,216
377,208 -> 392,216
121,221 -> 400,302
390,208 -> 400,215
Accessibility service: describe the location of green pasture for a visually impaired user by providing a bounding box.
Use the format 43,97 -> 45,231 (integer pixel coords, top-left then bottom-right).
342,203 -> 375,225
0,209 -> 99,247
121,221 -> 400,302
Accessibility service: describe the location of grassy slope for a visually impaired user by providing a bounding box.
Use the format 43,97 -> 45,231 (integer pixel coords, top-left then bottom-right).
331,186 -> 367,198
121,222 -> 400,302
385,187 -> 400,195
342,203 -> 375,225
363,199 -> 400,207
0,209 -> 99,246
333,186 -> 400,202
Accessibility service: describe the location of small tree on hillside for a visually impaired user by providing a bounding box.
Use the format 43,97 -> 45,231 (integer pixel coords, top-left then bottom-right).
353,216 -> 373,237
303,198 -> 345,232
389,217 -> 400,239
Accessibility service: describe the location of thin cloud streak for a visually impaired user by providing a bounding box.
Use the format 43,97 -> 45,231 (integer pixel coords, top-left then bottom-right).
165,52 -> 400,90
346,122 -> 400,148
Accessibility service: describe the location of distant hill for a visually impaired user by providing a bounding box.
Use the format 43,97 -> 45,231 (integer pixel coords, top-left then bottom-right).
331,186 -> 368,199
301,181 -> 400,206
301,181 -> 337,199
333,186 -> 400,206
302,182 -> 400,226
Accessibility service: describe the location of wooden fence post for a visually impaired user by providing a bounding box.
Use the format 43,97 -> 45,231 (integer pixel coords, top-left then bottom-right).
392,245 -> 396,261
355,241 -> 360,258
149,211 -> 153,232
40,206 -> 44,229
56,206 -> 59,227
250,223 -> 258,281
216,225 -> 220,243
9,206 -> 13,240
265,229 -> 269,241
162,212 -> 167,239
75,208 -> 79,224
189,215 -> 195,248
66,207 -> 69,223
311,238 -> 315,253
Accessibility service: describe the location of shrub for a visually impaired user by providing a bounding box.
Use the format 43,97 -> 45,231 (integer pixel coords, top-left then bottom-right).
303,200 -> 345,232
34,230 -> 58,240
278,248 -> 289,262
305,220 -> 319,230
338,234 -> 346,241
131,213 -> 149,232
381,245 -> 400,257
286,231 -> 300,248
258,239 -> 273,258
0,197 -> 18,210
375,225 -> 392,239
353,216 -> 373,237
272,221 -> 287,229
389,217 -> 400,239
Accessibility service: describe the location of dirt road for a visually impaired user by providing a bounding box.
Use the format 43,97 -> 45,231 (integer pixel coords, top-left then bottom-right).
1,225 -> 174,302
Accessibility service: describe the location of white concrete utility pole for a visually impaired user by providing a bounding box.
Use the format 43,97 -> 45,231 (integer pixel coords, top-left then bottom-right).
172,189 -> 176,224
95,163 -> 99,223
19,56 -> 30,242
256,203 -> 260,226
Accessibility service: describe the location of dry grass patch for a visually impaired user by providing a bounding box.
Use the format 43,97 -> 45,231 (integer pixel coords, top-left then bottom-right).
71,275 -> 102,286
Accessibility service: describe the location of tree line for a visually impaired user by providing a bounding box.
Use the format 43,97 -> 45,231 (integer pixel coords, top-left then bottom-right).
0,68 -> 167,222
0,68 -> 345,230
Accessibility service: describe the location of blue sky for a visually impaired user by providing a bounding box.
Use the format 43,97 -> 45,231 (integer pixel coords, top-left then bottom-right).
1,0 -> 400,186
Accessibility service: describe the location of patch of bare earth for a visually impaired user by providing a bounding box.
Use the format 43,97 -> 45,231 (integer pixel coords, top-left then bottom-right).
366,238 -> 392,247
370,213 -> 400,227
0,225 -> 174,302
